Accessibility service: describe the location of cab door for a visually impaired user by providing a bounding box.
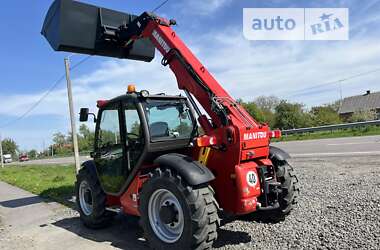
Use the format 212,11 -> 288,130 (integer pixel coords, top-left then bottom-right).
94,102 -> 127,194
124,102 -> 145,172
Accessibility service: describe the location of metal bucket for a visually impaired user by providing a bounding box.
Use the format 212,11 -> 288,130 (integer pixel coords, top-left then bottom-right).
41,0 -> 155,62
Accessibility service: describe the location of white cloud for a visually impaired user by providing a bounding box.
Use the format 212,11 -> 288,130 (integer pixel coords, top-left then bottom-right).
189,28 -> 380,106
0,55 -> 179,118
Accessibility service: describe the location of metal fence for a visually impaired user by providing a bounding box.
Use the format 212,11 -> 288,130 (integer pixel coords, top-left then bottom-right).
282,120 -> 380,135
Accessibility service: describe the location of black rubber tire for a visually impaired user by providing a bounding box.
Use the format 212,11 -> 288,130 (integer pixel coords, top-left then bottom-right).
261,160 -> 299,222
139,168 -> 219,250
75,167 -> 114,229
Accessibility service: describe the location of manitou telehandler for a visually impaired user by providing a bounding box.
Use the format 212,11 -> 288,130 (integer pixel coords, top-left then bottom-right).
42,0 -> 299,249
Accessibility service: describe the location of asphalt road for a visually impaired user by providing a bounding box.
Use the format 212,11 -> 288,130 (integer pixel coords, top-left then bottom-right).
274,135 -> 380,157
1,135 -> 379,249
10,155 -> 91,166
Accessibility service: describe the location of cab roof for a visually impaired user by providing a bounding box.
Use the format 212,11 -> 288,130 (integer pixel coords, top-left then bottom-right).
97,92 -> 187,108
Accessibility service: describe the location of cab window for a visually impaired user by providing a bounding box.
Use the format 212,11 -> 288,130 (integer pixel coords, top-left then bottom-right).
144,100 -> 193,141
98,109 -> 121,147
95,107 -> 125,193
125,105 -> 144,169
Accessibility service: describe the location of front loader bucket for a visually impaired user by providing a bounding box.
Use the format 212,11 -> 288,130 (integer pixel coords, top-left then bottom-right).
41,0 -> 155,62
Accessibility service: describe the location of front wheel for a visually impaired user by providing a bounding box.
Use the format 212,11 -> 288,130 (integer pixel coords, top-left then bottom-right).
75,167 -> 114,228
139,168 -> 219,250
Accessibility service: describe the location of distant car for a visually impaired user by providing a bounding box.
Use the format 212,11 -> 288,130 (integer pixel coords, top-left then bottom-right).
19,154 -> 29,162
3,154 -> 12,163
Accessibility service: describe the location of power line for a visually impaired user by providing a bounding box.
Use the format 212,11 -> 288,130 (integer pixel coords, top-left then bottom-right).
0,55 -> 92,128
70,55 -> 92,70
152,0 -> 170,13
286,66 -> 380,98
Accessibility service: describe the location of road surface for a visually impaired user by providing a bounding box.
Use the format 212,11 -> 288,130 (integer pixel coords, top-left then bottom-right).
11,155 -> 91,166
274,135 -> 380,157
0,181 -> 147,250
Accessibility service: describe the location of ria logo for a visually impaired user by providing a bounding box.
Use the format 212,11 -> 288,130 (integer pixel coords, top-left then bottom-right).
243,132 -> 267,140
310,13 -> 344,35
152,30 -> 171,53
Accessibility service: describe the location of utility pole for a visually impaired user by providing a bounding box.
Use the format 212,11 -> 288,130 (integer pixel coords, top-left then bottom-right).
64,57 -> 81,173
0,132 -> 4,168
339,80 -> 343,107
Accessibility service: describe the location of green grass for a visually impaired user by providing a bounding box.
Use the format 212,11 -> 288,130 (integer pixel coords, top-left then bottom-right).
0,164 -> 76,207
275,126 -> 380,142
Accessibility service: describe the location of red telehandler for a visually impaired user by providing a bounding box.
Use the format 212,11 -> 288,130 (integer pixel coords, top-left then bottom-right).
42,1 -> 299,249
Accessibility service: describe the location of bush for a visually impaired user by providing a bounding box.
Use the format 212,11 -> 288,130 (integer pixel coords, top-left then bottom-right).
274,101 -> 312,129
347,110 -> 377,122
310,105 -> 341,126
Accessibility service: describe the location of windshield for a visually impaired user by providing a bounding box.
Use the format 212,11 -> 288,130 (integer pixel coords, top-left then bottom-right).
143,99 -> 194,140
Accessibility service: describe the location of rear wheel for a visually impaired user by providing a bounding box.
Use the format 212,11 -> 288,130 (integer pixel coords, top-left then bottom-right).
75,167 -> 114,228
260,160 -> 299,221
139,168 -> 219,250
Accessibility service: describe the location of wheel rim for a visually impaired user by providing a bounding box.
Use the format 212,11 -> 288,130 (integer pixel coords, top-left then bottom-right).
148,189 -> 184,243
79,180 -> 93,216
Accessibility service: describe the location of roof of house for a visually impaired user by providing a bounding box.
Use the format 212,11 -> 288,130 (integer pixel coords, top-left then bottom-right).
338,91 -> 380,114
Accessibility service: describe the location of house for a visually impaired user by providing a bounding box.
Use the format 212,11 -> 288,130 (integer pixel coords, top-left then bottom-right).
338,90 -> 380,120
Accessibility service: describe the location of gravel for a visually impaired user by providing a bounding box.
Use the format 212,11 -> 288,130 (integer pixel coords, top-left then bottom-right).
215,156 -> 380,250
62,155 -> 380,249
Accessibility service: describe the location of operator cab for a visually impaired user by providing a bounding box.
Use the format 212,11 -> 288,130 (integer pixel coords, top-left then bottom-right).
79,85 -> 197,194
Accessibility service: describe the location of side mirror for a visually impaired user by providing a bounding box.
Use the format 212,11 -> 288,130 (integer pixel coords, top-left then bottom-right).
79,108 -> 89,122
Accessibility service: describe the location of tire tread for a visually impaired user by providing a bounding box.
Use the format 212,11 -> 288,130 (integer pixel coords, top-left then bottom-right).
139,168 -> 219,250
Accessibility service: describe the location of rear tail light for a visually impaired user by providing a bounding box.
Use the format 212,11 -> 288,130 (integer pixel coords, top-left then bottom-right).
196,135 -> 217,147
269,130 -> 281,139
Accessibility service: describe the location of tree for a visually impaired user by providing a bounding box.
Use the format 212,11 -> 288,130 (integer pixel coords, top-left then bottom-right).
327,100 -> 341,112
50,125 -> 96,156
52,132 -> 67,146
254,95 -> 280,112
310,105 -> 341,126
175,121 -> 192,135
1,138 -> 18,156
130,121 -> 141,136
274,101 -> 312,129
241,101 -> 265,123
252,96 -> 281,127
78,124 -> 94,151
79,124 -> 92,139
28,149 -> 38,159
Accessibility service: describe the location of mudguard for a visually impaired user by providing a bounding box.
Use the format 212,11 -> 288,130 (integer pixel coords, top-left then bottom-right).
154,153 -> 215,186
80,160 -> 97,178
269,146 -> 291,161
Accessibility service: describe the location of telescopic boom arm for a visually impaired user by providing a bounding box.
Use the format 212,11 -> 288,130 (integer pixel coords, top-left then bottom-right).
115,12 -> 262,146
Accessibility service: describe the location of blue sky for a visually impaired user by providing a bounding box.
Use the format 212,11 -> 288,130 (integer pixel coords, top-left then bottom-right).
0,0 -> 379,151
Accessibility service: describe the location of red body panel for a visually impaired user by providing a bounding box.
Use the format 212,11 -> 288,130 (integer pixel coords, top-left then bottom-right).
233,162 -> 261,214
106,194 -> 121,207
120,173 -> 148,216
